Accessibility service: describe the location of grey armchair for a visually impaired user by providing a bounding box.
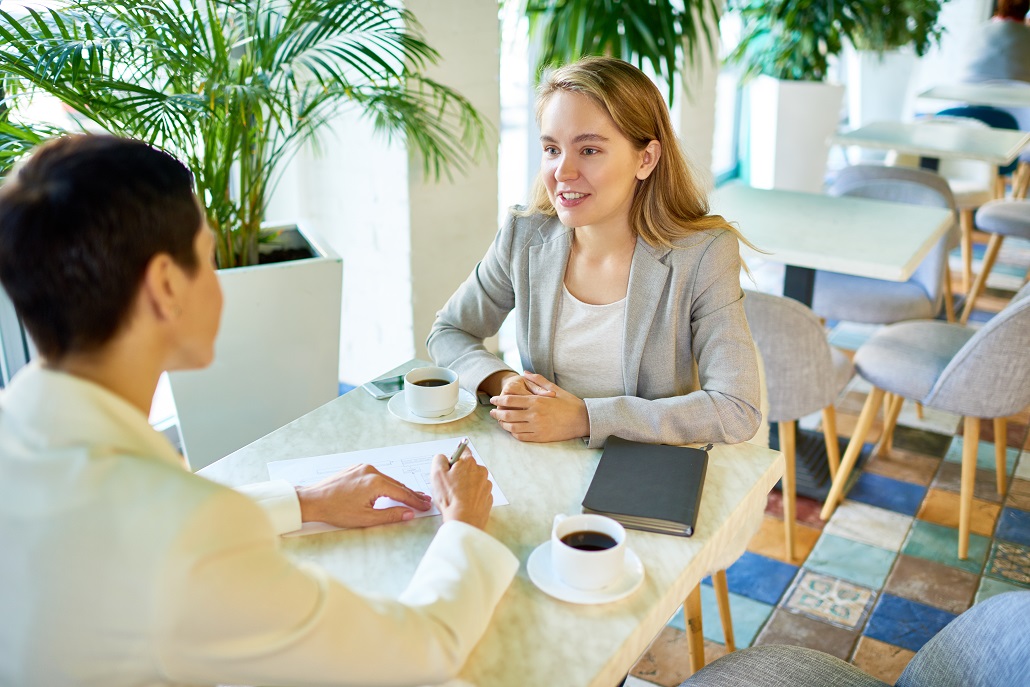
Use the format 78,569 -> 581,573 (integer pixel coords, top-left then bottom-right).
679,591 -> 1030,687
819,282 -> 1030,559
961,198 -> 1030,323
744,291 -> 853,560
812,165 -> 959,325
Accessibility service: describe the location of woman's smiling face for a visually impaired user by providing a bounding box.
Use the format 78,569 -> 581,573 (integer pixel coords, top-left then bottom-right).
538,90 -> 658,234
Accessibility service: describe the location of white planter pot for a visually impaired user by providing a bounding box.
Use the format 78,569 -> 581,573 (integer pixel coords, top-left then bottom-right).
168,225 -> 343,471
846,47 -> 917,161
746,76 -> 846,193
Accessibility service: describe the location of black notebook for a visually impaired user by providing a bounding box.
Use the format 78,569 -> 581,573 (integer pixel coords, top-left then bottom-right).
581,436 -> 709,537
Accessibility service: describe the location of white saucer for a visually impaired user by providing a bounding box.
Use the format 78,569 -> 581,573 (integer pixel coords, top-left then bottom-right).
388,389 -> 477,425
526,541 -> 645,605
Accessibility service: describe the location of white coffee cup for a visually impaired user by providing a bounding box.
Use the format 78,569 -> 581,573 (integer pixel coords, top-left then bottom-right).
551,513 -> 627,591
403,366 -> 459,418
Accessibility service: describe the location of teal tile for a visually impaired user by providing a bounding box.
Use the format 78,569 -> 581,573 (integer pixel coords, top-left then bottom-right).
667,587 -> 774,648
976,576 -> 1026,604
943,437 -> 1020,475
804,533 -> 897,589
901,520 -> 990,575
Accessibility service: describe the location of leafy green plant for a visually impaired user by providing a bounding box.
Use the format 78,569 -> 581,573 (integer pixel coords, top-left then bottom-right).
727,0 -> 947,83
521,0 -> 723,103
0,0 -> 487,268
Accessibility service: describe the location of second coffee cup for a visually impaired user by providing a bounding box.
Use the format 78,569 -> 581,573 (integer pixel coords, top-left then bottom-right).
403,366 -> 459,418
551,513 -> 627,591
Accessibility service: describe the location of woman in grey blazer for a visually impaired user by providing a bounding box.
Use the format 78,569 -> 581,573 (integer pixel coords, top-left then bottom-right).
428,57 -> 761,449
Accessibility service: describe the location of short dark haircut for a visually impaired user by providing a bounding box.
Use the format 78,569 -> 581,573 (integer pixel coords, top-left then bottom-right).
997,0 -> 1029,20
0,135 -> 201,360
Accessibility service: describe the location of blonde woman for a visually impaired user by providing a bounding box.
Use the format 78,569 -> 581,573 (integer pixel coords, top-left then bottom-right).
429,56 -> 761,448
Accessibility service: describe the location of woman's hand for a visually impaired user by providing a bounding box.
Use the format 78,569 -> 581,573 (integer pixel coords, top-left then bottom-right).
296,463 -> 433,528
489,372 -> 589,442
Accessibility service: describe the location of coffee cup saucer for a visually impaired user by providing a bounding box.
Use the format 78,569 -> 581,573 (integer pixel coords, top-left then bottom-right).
388,389 -> 477,425
526,540 -> 645,605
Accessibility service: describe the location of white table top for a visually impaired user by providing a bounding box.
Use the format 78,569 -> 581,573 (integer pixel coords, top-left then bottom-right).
919,83 -> 1030,110
832,120 -> 1030,164
711,182 -> 954,282
200,360 -> 784,687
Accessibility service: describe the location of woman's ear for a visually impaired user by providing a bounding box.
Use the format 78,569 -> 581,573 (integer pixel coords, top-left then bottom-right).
139,253 -> 182,321
636,140 -> 662,180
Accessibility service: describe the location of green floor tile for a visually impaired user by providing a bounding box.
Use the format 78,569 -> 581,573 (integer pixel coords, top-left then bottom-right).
667,587 -> 774,649
804,533 -> 897,589
901,520 -> 990,575
975,576 -> 1026,604
943,437 -> 1020,475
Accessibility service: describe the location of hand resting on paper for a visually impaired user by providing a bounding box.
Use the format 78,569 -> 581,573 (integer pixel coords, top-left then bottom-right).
489,372 -> 589,443
295,463 -> 433,528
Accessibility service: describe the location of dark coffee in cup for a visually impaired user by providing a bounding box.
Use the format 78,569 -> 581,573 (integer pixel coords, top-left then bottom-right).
413,379 -> 450,387
560,530 -> 618,551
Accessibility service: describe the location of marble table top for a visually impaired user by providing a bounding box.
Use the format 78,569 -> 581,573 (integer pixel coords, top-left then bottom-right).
919,83 -> 1030,111
200,360 -> 784,687
832,120 -> 1030,165
711,182 -> 954,282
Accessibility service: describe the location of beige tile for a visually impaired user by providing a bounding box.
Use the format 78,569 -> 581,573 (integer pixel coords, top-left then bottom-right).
917,488 -> 1000,537
823,500 -> 914,552
851,636 -> 915,684
747,516 -> 821,566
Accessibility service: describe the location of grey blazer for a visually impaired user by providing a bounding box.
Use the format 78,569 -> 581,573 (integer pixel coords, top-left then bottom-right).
427,212 -> 761,448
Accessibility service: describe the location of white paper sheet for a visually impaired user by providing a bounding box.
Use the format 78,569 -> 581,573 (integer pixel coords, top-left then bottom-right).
267,436 -> 508,536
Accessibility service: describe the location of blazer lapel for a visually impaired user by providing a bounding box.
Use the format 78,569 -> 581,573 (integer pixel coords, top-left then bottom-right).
527,220 -> 572,380
623,239 -> 670,395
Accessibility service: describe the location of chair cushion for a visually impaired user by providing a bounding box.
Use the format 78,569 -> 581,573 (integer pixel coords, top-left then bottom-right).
813,272 -> 935,324
975,199 -> 1030,239
854,321 -> 976,400
679,645 -> 889,687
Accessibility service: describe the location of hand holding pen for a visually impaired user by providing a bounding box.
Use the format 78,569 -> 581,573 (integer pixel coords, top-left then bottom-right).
431,437 -> 492,529
448,437 -> 470,466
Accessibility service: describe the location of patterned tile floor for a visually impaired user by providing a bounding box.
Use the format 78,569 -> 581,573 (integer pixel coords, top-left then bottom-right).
627,239 -> 1030,687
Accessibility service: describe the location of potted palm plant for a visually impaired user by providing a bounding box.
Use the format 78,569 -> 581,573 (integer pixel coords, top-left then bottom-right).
0,0 -> 487,469
845,1 -> 947,146
726,0 -> 866,192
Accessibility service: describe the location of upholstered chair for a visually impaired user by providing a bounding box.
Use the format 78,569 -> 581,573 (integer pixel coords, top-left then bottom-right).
961,198 -> 1030,323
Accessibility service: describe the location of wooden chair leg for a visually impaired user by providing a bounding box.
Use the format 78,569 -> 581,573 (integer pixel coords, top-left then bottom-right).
880,394 -> 905,456
712,570 -> 735,653
960,208 -> 975,293
960,233 -> 1005,325
995,417 -> 1008,496
779,421 -> 797,562
685,583 -> 705,674
821,387 -> 885,521
943,266 -> 956,323
916,402 -> 924,420
959,417 -> 980,560
821,406 -> 841,480
995,174 -> 1006,199
1017,162 -> 1030,199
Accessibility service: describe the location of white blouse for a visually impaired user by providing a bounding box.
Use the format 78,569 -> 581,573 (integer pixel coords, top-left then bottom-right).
552,283 -> 626,399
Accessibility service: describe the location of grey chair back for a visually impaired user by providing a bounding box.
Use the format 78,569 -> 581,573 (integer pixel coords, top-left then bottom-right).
925,281 -> 1030,417
828,165 -> 959,308
743,290 -> 844,423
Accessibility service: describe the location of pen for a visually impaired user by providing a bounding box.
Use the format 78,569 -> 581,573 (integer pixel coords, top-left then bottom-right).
448,437 -> 469,466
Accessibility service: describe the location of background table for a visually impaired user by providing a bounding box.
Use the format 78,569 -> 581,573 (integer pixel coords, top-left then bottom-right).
200,360 -> 783,687
919,83 -> 1030,111
832,120 -> 1030,165
711,182 -> 954,306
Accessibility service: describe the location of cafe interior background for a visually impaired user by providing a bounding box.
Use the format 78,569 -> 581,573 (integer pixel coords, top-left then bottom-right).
1,0 -> 1028,684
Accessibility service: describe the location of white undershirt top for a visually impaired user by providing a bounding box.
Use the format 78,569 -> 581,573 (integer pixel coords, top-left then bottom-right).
552,283 -> 626,399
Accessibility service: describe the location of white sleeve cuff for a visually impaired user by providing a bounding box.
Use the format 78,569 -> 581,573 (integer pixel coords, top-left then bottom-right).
234,480 -> 303,535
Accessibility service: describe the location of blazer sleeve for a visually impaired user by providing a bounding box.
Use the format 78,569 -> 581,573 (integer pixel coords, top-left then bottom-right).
584,231 -> 762,447
427,214 -> 520,394
156,488 -> 518,687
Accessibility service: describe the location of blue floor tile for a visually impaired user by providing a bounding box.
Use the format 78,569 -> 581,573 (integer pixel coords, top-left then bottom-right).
863,593 -> 957,653
846,472 -> 927,517
995,508 -> 1030,547
703,551 -> 799,606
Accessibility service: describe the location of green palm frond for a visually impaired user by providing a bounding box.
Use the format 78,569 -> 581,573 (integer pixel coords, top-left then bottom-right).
0,0 -> 487,267
521,0 -> 722,104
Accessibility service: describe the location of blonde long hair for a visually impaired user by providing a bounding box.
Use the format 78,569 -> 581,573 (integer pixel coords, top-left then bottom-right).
524,56 -> 748,250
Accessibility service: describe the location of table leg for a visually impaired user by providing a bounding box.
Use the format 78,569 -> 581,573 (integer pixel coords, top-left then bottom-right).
783,265 -> 816,306
685,583 -> 705,674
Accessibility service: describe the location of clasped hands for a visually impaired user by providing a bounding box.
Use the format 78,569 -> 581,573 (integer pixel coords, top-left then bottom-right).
487,371 -> 589,443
